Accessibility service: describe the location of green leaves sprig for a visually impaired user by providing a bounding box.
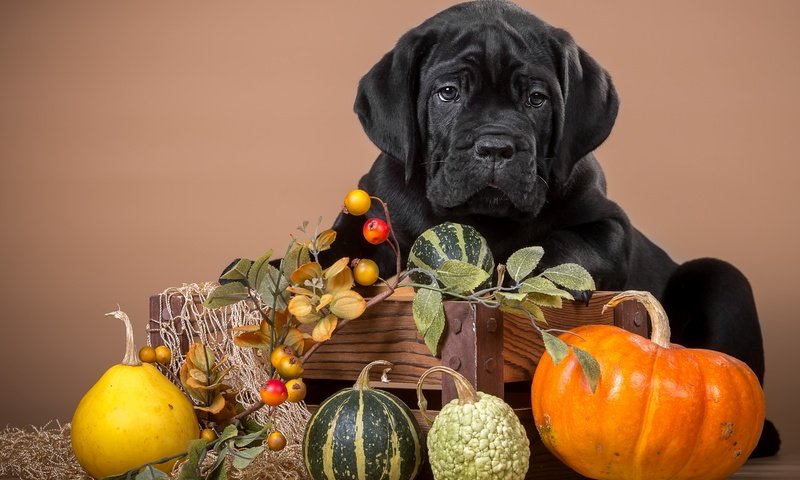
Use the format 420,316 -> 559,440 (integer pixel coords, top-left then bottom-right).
178,424 -> 270,480
100,424 -> 271,480
405,244 -> 601,393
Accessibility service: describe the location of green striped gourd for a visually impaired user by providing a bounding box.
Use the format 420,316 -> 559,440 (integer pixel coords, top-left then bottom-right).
303,360 -> 423,480
407,222 -> 494,287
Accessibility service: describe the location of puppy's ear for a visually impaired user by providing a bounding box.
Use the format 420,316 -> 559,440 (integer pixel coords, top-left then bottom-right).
549,28 -> 619,183
354,30 -> 435,183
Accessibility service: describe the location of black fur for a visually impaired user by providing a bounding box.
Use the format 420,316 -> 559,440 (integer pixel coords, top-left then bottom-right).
321,0 -> 779,456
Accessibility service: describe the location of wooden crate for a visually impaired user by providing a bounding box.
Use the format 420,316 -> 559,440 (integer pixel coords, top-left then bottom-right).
149,288 -> 648,480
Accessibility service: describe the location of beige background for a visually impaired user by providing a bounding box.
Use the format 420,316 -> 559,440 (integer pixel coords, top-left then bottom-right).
1,0 -> 798,455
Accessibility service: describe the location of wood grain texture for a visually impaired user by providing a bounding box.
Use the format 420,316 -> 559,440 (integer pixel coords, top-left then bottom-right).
300,300 -> 444,385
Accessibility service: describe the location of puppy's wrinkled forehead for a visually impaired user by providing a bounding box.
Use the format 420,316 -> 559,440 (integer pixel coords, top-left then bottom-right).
419,11 -> 558,92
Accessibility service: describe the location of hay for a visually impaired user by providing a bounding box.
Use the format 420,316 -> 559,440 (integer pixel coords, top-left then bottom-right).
0,283 -> 313,479
0,422 -> 91,480
0,421 -> 311,480
231,444 -> 308,480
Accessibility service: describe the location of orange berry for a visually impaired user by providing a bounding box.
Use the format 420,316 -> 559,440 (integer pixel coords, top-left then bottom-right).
353,259 -> 380,286
200,428 -> 217,442
267,430 -> 287,451
270,345 -> 296,370
276,355 -> 304,380
138,346 -> 156,363
285,378 -> 307,403
154,345 -> 171,365
344,189 -> 371,216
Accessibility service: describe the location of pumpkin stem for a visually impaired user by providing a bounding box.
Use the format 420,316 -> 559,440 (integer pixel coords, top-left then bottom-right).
106,307 -> 142,366
416,366 -> 480,424
354,360 -> 393,391
602,290 -> 671,348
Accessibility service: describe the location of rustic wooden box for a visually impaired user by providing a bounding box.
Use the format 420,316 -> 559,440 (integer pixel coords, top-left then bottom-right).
149,288 -> 648,480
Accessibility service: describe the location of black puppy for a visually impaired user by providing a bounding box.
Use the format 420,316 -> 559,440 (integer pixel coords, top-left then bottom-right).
321,0 -> 779,456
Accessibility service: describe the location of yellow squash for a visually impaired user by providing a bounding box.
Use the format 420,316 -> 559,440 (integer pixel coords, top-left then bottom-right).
71,310 -> 198,479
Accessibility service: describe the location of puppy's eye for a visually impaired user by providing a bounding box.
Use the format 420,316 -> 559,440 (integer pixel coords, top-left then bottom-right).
526,91 -> 548,108
437,86 -> 460,102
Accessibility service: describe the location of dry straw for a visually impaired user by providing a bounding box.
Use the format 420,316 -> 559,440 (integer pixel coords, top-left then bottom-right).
0,283 -> 311,479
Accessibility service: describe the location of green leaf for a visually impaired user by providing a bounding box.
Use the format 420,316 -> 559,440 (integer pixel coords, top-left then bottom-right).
412,286 -> 443,334
412,286 -> 446,355
135,465 -> 170,480
207,447 -> 229,480
435,259 -> 490,294
281,243 -> 311,280
518,276 -> 574,300
498,296 -> 546,324
204,282 -> 249,309
230,446 -> 265,469
424,316 -> 446,357
542,331 -> 569,365
495,291 -> 528,302
255,263 -> 290,311
541,263 -> 596,291
215,424 -> 239,451
220,258 -> 253,283
177,439 -> 207,480
234,426 -> 269,448
247,250 -> 274,291
242,417 -> 265,434
505,246 -> 544,282
573,346 -> 601,394
526,292 -> 563,309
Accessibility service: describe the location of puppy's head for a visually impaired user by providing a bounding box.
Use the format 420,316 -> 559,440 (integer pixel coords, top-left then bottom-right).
355,0 -> 619,219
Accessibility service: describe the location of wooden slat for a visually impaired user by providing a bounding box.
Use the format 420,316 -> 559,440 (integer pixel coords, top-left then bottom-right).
300,300 -> 444,385
475,302 -> 505,399
436,301 -> 505,403
148,293 -> 188,350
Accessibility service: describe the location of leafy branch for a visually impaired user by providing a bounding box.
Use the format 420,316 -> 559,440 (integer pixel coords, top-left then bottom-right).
401,245 -> 602,392
101,424 -> 271,480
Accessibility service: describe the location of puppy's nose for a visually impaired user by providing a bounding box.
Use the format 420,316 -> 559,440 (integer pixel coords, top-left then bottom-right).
474,135 -> 515,161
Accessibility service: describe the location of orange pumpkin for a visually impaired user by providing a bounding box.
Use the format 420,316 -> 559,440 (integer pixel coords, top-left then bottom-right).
532,290 -> 765,480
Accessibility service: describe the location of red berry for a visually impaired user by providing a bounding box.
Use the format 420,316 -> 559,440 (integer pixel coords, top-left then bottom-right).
259,379 -> 288,407
363,218 -> 390,245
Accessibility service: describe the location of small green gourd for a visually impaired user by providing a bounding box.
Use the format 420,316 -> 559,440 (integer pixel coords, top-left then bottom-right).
417,366 -> 530,480
304,360 -> 423,480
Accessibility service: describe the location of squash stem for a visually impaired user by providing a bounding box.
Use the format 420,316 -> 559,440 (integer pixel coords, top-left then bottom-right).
354,360 -> 393,391
602,290 -> 671,348
416,366 -> 480,424
106,308 -> 142,366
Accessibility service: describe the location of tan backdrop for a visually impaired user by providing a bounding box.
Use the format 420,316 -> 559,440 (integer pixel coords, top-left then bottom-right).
1,0 -> 798,454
